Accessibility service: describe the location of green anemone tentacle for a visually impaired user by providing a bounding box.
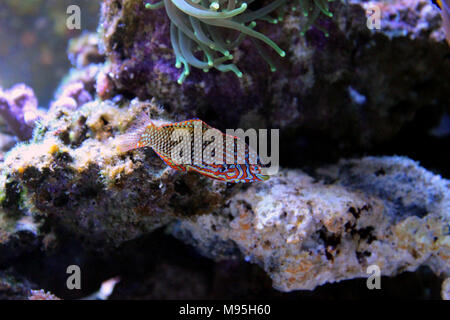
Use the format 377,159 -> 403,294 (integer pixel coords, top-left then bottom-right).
145,0 -> 335,83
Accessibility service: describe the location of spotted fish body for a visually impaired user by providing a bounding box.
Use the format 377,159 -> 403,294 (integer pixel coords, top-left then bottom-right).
118,113 -> 269,183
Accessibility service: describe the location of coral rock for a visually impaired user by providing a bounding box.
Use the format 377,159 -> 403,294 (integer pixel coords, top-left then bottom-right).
0,84 -> 41,141
170,157 -> 449,291
1,98 -> 231,247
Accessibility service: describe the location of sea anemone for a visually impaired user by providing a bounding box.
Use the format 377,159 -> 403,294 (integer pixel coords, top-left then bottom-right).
293,0 -> 335,36
146,0 -> 334,83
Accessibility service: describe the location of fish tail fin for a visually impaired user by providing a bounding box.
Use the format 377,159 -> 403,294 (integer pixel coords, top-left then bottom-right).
128,111 -> 154,131
117,130 -> 143,153
117,111 -> 154,153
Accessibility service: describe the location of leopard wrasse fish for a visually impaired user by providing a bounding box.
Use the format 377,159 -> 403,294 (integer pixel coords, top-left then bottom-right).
433,0 -> 450,45
117,113 -> 269,183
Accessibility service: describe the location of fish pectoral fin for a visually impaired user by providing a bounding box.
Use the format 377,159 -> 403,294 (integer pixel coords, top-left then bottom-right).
153,150 -> 187,172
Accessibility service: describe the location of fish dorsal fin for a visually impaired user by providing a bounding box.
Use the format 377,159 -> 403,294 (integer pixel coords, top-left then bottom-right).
128,111 -> 153,130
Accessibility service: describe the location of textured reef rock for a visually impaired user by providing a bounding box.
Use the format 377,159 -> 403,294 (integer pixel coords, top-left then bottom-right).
1,102 -> 448,292
0,0 -> 449,298
170,156 -> 449,291
0,98 -> 231,248
0,270 -> 35,300
99,0 -> 450,164
0,84 -> 42,141
0,270 -> 59,300
442,277 -> 450,299
28,289 -> 61,300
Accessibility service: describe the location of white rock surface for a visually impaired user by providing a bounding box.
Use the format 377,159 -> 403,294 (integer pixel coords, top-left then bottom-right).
170,157 -> 449,292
